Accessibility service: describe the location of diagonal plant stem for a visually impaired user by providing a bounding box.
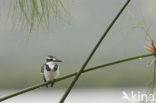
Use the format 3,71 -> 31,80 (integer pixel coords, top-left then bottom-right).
59,0 -> 131,102
0,53 -> 155,102
151,62 -> 156,94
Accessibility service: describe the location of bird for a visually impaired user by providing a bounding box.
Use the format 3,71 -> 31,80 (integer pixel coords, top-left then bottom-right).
41,55 -> 62,87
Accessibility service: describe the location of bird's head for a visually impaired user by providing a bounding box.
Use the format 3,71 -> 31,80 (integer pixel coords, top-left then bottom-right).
46,55 -> 62,63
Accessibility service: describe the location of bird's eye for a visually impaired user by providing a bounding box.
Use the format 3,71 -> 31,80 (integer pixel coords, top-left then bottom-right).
46,58 -> 52,62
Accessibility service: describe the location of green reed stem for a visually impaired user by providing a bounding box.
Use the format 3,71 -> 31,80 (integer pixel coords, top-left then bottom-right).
151,62 -> 156,94
59,0 -> 131,102
0,52 -> 154,102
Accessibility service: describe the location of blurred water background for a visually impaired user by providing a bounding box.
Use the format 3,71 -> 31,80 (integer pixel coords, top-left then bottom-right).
1,88 -> 148,103
0,0 -> 156,102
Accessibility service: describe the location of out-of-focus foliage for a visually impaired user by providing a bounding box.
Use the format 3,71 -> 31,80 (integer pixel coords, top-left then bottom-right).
5,0 -> 68,33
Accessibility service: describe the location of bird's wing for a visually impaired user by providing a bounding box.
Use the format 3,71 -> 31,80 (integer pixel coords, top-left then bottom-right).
41,64 -> 45,73
41,64 -> 48,87
41,64 -> 46,82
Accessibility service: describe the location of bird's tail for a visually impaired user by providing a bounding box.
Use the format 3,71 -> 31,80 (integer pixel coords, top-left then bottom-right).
42,76 -> 48,88
51,79 -> 56,87
51,82 -> 54,87
45,84 -> 48,88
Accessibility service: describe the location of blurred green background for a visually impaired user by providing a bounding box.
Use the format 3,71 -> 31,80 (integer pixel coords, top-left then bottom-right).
0,0 -> 156,89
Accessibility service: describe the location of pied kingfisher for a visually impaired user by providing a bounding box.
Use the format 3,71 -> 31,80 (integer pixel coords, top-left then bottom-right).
41,55 -> 62,87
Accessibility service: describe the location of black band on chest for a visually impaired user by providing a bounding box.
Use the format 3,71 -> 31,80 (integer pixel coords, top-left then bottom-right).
46,65 -> 51,71
54,64 -> 58,71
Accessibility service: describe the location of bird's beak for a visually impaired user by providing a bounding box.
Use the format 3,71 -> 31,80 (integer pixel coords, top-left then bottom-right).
54,59 -> 62,62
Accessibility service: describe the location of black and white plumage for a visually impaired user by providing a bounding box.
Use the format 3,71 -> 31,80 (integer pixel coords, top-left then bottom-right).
41,55 -> 62,87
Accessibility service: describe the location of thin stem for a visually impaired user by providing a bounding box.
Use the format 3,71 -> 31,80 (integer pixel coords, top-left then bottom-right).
151,62 -> 156,94
0,53 -> 155,102
59,0 -> 131,102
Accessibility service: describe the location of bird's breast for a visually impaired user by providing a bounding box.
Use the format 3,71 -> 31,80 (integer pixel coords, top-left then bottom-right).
44,69 -> 59,81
